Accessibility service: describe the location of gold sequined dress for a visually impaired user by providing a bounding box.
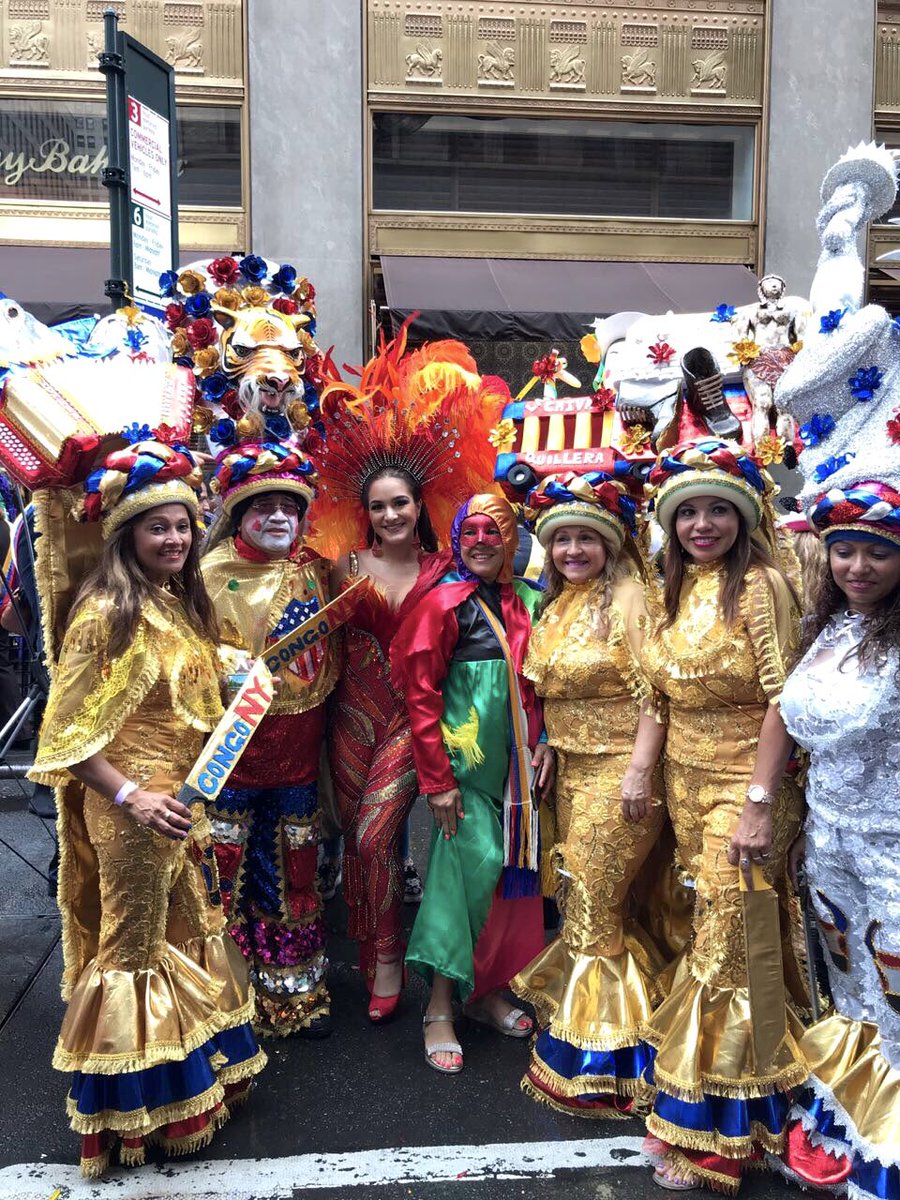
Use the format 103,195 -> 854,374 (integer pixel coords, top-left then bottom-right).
639,561 -> 806,1192
30,592 -> 266,1178
512,576 -> 668,1117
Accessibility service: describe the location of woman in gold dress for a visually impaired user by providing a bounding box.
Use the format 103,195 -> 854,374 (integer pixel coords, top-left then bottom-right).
622,438 -> 805,1193
30,437 -> 266,1177
511,472 -> 667,1117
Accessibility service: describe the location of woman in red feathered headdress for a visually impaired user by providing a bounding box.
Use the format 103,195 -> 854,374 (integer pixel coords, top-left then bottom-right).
309,322 -> 510,1022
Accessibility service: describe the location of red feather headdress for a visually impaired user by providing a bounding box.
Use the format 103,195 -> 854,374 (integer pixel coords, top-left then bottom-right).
307,321 -> 509,558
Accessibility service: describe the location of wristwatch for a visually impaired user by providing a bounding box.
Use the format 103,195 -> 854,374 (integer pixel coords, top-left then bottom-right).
746,785 -> 775,805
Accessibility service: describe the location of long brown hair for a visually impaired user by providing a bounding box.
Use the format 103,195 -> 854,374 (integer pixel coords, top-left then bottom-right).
802,546 -> 900,679
72,504 -> 219,659
539,530 -> 626,619
662,511 -> 795,626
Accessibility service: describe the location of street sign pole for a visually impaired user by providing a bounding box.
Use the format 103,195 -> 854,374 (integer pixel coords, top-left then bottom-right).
99,8 -> 129,310
99,7 -> 179,314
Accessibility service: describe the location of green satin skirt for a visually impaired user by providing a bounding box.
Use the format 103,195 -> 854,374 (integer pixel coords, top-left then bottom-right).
406,659 -> 511,1001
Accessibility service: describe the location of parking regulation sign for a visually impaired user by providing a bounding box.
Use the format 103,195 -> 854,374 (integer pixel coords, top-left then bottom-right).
127,97 -> 173,308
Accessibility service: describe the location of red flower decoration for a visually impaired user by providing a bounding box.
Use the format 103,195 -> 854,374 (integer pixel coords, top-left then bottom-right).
888,413 -> 900,446
187,317 -> 216,350
165,302 -> 187,331
532,352 -> 560,382
592,387 -> 616,411
272,297 -> 298,316
303,429 -> 323,455
647,341 -> 676,366
154,423 -> 179,446
208,256 -> 239,286
221,389 -> 242,419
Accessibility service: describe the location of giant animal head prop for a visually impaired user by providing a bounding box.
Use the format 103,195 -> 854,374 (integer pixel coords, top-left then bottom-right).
159,254 -> 338,452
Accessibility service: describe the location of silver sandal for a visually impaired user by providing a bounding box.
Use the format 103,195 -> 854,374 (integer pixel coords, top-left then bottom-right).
422,1012 -> 463,1074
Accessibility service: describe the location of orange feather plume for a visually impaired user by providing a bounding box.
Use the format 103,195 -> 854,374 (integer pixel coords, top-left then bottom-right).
307,324 -> 508,560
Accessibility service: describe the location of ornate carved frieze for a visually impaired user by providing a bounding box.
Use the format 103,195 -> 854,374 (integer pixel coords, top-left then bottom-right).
1,0 -> 243,85
368,1 -> 765,111
877,3 -> 900,114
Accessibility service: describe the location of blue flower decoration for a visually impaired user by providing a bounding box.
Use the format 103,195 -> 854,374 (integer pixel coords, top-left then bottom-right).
303,380 -> 320,411
813,453 -> 854,484
819,309 -> 845,334
158,269 -> 179,297
272,264 -> 297,293
185,292 -> 212,318
799,412 -> 836,448
264,413 -> 291,440
210,418 -> 237,446
849,366 -> 883,402
239,254 -> 268,283
305,317 -> 317,339
126,328 -> 148,352
122,422 -> 153,445
710,303 -> 736,324
200,372 -> 230,402
174,355 -> 195,369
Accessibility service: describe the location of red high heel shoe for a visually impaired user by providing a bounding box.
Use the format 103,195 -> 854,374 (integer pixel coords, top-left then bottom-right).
368,957 -> 406,1023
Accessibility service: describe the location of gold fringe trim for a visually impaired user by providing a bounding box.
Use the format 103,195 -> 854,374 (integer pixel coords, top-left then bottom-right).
217,1046 -> 268,1086
118,1141 -> 147,1168
527,1054 -> 646,1101
647,1112 -> 787,1161
148,1104 -> 230,1157
66,1079 -> 225,1136
641,1031 -> 809,1102
663,1148 -> 741,1196
520,1075 -> 632,1121
53,995 -> 255,1075
440,707 -> 485,770
80,1146 -> 112,1179
512,977 -> 647,1051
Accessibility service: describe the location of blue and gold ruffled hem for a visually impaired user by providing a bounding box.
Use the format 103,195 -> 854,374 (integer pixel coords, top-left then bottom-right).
523,1027 -> 652,1117
644,1056 -> 792,1159
68,1020 -> 266,1136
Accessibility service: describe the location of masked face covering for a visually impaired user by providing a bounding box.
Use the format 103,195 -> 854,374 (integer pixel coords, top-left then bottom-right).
450,493 -> 518,585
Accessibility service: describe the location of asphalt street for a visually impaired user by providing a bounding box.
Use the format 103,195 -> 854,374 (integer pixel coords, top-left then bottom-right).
0,766 -> 827,1200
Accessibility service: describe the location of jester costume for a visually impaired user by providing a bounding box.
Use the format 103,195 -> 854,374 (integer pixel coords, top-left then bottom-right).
30,441 -> 265,1178
201,443 -> 340,1038
768,142 -> 900,1200
510,473 -> 667,1117
311,328 -> 509,984
639,440 -> 807,1192
390,494 -> 545,1001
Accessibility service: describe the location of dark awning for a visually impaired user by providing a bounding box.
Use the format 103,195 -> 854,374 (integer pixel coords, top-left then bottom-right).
381,256 -> 760,341
1,245 -> 113,325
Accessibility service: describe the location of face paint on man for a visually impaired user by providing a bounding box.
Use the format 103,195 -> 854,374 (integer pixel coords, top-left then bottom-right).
239,492 -> 302,559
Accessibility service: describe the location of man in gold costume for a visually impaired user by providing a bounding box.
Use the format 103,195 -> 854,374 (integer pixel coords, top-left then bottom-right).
201,441 -> 340,1038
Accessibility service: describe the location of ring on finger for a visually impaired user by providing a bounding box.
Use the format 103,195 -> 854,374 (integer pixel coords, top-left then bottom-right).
740,856 -> 751,866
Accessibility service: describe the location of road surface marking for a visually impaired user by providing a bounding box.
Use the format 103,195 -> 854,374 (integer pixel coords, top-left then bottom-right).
0,1136 -> 650,1199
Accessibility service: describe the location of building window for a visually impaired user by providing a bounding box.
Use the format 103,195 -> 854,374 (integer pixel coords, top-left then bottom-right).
0,98 -> 242,207
372,113 -> 755,221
